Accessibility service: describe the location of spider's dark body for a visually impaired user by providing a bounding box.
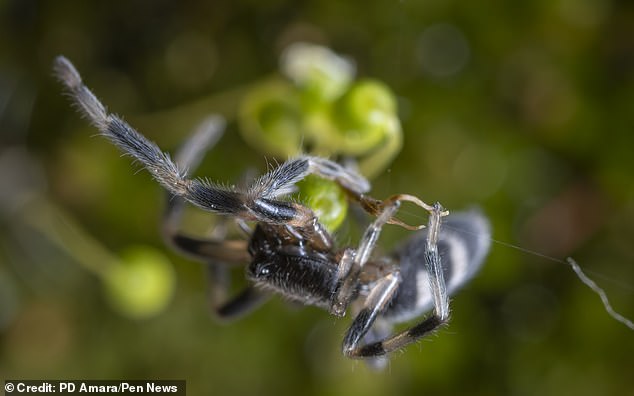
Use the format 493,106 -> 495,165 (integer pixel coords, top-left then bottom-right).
54,55 -> 491,368
247,223 -> 340,310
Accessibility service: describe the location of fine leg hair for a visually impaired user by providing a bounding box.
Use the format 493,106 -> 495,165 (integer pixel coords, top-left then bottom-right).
54,56 -> 370,228
342,203 -> 450,358
162,116 -> 268,320
161,115 -> 250,263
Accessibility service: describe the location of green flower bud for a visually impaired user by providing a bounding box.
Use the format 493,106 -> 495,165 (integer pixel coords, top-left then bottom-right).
281,42 -> 355,105
297,175 -> 348,232
103,246 -> 175,319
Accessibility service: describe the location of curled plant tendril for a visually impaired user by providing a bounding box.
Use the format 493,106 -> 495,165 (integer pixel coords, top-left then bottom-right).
238,43 -> 405,231
238,79 -> 303,159
238,43 -> 402,177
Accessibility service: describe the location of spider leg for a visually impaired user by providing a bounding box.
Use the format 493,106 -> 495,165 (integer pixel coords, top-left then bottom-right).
196,231 -> 267,322
342,203 -> 451,358
329,198 -> 401,317
342,270 -> 400,358
361,320 -> 392,370
160,115 -> 250,263
330,195 -> 440,317
211,284 -> 269,321
157,118 -> 267,320
54,56 -> 369,228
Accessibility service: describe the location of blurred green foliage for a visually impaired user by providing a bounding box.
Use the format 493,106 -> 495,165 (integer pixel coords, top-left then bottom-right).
239,42 -> 402,180
1,1 -> 633,395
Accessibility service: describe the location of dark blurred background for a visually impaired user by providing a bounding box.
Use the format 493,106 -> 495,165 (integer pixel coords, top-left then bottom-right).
1,1 -> 633,395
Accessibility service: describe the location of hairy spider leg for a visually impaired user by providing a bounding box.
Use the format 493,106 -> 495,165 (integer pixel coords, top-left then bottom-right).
342,203 -> 451,358
162,117 -> 268,321
54,56 -> 370,229
161,115 -> 250,263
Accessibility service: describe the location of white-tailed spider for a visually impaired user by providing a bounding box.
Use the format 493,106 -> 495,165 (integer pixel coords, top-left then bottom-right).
54,56 -> 490,368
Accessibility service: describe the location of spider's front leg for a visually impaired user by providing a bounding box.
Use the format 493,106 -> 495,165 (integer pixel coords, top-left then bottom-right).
53,56 -> 369,229
341,203 -> 450,358
54,56 -> 372,319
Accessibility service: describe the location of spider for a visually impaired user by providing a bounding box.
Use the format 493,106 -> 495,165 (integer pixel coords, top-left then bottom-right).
54,56 -> 491,367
